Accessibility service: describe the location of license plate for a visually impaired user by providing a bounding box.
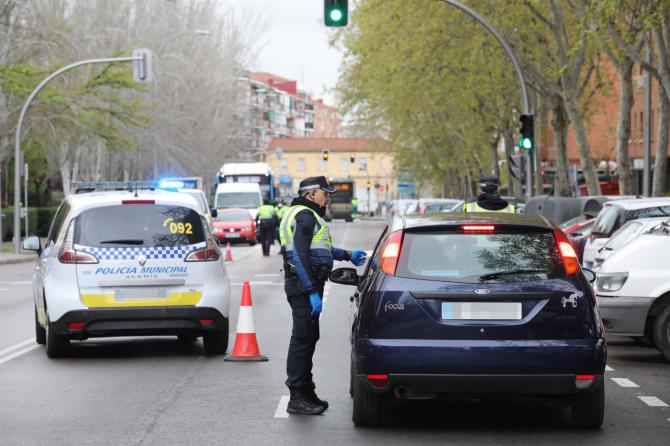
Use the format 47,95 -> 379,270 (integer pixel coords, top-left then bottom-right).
442,302 -> 522,320
225,233 -> 240,238
115,289 -> 167,301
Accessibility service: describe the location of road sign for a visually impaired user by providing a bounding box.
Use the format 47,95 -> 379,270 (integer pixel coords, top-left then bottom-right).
132,48 -> 153,83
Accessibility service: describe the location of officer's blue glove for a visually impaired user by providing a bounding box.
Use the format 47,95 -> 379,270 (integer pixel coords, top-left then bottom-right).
351,250 -> 368,267
309,293 -> 322,316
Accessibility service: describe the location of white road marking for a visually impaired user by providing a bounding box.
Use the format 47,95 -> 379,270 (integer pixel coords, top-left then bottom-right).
231,281 -> 282,286
611,378 -> 639,388
605,365 -> 614,371
0,338 -> 36,357
255,273 -> 280,277
274,395 -> 290,418
0,344 -> 39,365
638,396 -> 669,407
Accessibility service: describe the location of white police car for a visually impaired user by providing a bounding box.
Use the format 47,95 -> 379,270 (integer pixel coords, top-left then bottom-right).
22,181 -> 231,358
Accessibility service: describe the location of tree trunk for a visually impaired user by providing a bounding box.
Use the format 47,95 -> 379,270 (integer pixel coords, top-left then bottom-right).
615,62 -> 635,195
552,101 -> 572,196
653,91 -> 669,196
489,135 -> 500,180
563,94 -> 601,195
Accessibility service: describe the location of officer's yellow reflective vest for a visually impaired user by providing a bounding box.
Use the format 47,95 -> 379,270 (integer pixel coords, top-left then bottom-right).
279,205 -> 332,252
276,205 -> 288,220
257,204 -> 276,219
463,202 -> 515,213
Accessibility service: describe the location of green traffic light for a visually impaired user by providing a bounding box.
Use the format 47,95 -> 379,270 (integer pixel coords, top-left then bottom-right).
329,9 -> 343,22
520,137 -> 533,151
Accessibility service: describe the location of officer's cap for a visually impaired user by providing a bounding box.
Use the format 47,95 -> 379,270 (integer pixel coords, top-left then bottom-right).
298,176 -> 336,194
478,176 -> 499,193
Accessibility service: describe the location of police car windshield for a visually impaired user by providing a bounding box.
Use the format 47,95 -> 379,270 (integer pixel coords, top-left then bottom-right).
215,192 -> 260,209
396,231 -> 563,283
75,205 -> 205,247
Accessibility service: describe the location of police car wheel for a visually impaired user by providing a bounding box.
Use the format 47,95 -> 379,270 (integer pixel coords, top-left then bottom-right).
571,382 -> 604,429
34,307 -> 46,345
349,359 -> 354,398
203,325 -> 229,355
45,317 -> 69,358
652,305 -> 670,361
352,374 -> 387,427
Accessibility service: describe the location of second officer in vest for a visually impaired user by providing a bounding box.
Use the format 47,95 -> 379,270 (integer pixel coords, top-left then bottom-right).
280,176 -> 367,415
257,198 -> 277,256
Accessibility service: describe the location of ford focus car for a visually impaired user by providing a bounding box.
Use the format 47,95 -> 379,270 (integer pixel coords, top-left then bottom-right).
331,213 -> 605,428
23,181 -> 231,358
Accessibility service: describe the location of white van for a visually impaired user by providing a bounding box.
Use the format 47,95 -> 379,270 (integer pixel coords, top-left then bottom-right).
591,217 -> 669,270
582,198 -> 670,268
595,220 -> 670,360
215,183 -> 262,219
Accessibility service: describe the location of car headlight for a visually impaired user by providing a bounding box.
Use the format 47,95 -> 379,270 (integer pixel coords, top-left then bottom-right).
596,272 -> 629,292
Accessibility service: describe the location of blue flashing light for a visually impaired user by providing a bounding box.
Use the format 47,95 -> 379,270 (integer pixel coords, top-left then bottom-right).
159,180 -> 185,189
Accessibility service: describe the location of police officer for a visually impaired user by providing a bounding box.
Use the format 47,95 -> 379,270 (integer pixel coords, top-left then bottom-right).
257,198 -> 277,256
463,176 -> 515,213
280,176 -> 367,415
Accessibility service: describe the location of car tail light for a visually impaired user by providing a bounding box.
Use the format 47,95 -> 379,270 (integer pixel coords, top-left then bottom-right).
461,224 -> 496,233
58,221 -> 99,264
575,374 -> 596,389
185,237 -> 221,262
122,199 -> 155,204
200,319 -> 215,326
367,374 -> 389,389
67,322 -> 85,330
554,228 -> 579,275
380,230 -> 403,275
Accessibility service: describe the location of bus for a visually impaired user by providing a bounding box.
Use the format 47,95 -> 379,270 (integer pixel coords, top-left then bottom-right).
217,163 -> 275,202
326,180 -> 355,222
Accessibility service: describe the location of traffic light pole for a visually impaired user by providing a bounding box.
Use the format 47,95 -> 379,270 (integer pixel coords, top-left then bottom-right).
439,0 -> 533,199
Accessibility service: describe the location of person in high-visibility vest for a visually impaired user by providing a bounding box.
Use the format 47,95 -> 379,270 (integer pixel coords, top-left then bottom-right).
256,198 -> 277,256
280,176 -> 367,415
351,197 -> 359,217
275,201 -> 288,252
463,176 -> 515,213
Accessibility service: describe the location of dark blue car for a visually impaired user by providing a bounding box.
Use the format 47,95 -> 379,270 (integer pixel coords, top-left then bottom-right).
330,213 -> 606,428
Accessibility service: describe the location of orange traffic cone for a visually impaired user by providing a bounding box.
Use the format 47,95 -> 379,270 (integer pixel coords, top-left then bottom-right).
224,281 -> 268,362
224,242 -> 233,262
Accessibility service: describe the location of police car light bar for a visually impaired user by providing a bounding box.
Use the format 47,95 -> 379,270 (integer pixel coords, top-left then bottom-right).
72,181 -> 162,194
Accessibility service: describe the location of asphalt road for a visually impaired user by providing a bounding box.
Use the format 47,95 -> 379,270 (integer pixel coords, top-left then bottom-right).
1,220 -> 669,445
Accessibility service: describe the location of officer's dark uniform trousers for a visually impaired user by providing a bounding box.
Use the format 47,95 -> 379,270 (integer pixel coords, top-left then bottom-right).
259,219 -> 275,256
285,278 -> 324,390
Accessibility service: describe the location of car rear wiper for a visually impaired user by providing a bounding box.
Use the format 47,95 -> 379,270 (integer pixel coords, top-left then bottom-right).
99,239 -> 144,245
479,269 -> 548,281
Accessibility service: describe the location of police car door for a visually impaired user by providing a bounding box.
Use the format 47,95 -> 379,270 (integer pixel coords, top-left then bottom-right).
72,202 -> 207,309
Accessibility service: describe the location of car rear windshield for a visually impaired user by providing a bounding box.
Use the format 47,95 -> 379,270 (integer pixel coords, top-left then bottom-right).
75,204 -> 205,247
215,192 -> 260,209
396,231 -> 564,283
217,211 -> 250,221
591,207 -> 622,236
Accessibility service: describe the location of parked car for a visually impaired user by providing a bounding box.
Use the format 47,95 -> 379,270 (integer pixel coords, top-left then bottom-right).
591,217 -> 669,270
331,213 -> 604,428
583,198 -> 670,268
596,220 -> 670,359
561,216 -> 595,263
418,199 -> 463,214
212,208 -> 256,245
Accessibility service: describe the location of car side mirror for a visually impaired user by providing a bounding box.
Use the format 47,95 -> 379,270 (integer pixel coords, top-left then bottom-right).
210,207 -> 218,218
582,268 -> 596,283
22,236 -> 42,255
329,267 -> 360,286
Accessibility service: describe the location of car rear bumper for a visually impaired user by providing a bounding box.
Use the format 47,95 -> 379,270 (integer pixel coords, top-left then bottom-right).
596,295 -> 656,336
357,373 -> 603,397
51,307 -> 228,338
354,338 -> 606,376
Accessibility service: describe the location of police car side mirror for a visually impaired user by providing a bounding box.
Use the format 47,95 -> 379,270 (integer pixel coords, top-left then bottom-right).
330,267 -> 359,286
22,236 -> 42,255
582,268 -> 596,283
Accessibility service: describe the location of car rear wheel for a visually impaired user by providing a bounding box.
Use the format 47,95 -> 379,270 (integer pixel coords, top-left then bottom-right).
352,375 -> 387,427
571,382 -> 604,429
203,323 -> 229,355
349,359 -> 354,397
177,334 -> 198,343
652,305 -> 670,361
45,317 -> 69,358
34,307 -> 46,345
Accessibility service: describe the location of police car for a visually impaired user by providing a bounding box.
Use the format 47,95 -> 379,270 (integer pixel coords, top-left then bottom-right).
22,181 -> 231,358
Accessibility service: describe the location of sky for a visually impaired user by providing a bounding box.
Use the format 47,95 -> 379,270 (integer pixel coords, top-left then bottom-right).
226,0 -> 345,105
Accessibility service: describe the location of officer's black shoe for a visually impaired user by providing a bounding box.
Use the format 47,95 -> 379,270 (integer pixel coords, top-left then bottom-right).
306,389 -> 329,410
287,390 -> 327,415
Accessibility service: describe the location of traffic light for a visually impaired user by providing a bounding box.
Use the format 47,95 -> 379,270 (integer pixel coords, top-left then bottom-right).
519,114 -> 534,151
366,181 -> 371,190
349,153 -> 355,163
508,154 -> 526,182
322,149 -> 330,161
324,0 -> 348,27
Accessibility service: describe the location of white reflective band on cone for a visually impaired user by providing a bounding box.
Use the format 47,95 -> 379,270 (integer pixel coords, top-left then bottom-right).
235,306 -> 256,334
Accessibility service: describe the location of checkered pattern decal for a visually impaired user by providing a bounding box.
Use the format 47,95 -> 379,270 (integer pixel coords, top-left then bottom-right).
75,243 -> 206,260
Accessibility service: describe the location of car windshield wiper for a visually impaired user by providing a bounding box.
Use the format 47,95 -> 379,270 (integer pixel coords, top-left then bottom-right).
99,239 -> 144,245
479,269 -> 548,281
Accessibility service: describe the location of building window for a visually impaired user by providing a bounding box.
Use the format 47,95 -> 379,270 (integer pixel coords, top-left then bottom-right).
319,159 -> 327,172
340,156 -> 349,172
358,157 -> 368,170
298,158 -> 306,172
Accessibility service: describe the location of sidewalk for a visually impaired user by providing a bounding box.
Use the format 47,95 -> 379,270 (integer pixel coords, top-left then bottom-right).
0,251 -> 36,266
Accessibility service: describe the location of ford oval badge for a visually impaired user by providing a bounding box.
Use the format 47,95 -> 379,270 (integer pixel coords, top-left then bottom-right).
473,289 -> 490,295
